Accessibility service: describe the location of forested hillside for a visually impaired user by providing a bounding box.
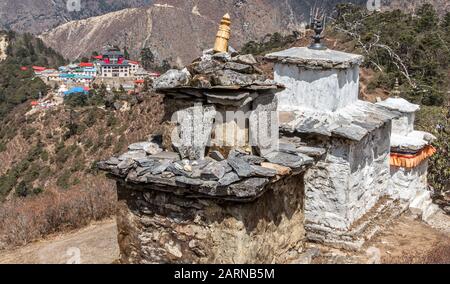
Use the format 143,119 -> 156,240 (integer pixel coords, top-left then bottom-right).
0,31 -> 66,117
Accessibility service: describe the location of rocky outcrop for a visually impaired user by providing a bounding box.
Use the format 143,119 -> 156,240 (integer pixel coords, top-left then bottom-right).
0,33 -> 9,62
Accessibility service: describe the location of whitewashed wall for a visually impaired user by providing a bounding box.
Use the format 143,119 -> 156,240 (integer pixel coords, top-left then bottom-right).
274,63 -> 360,112
304,122 -> 392,232
388,161 -> 428,203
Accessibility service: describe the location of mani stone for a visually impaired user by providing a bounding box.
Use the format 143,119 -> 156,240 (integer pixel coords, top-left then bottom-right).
242,155 -> 266,165
264,151 -> 313,169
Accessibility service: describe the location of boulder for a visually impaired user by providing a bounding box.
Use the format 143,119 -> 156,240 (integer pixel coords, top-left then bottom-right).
233,54 -> 258,65
154,68 -> 191,89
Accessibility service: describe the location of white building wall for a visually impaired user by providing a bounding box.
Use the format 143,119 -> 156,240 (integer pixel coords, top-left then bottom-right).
273,63 -> 360,112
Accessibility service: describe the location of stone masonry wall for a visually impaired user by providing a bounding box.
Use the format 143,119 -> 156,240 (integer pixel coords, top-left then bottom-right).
115,174 -> 306,264
304,122 -> 391,234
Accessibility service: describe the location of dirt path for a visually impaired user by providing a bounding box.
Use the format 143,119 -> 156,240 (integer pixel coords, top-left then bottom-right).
0,219 -> 119,264
312,213 -> 450,264
0,213 -> 448,264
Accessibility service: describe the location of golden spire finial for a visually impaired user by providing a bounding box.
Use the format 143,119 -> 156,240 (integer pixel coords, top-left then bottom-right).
213,13 -> 231,53
392,78 -> 401,98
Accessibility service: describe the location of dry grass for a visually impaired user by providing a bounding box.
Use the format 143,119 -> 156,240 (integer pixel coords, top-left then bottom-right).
0,178 -> 116,250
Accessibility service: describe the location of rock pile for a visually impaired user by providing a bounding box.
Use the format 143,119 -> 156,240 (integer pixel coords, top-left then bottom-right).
98,136 -> 318,202
154,49 -> 281,92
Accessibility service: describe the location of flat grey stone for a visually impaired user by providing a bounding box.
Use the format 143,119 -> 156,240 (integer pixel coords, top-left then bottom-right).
233,54 -> 257,65
151,160 -> 171,175
278,143 -> 299,155
218,172 -> 241,187
265,47 -> 363,69
149,152 -> 181,161
376,97 -> 420,113
175,176 -> 204,186
167,162 -> 191,177
209,151 -> 225,161
136,167 -> 154,177
201,162 -> 226,181
119,150 -> 147,161
242,155 -> 266,165
227,156 -> 254,177
134,157 -> 158,168
251,165 -> 277,177
192,59 -> 222,74
296,146 -> 326,157
128,142 -> 152,151
211,52 -> 232,62
223,62 -> 254,74
105,157 -> 120,165
145,175 -> 178,186
264,151 -> 313,169
117,159 -> 135,170
332,124 -> 368,141
229,178 -> 270,198
211,69 -> 263,86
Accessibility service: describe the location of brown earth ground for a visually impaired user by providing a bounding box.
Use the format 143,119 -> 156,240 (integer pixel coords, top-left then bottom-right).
0,213 -> 448,264
0,219 -> 118,264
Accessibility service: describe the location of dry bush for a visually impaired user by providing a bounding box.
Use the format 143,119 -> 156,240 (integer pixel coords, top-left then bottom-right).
0,178 -> 117,250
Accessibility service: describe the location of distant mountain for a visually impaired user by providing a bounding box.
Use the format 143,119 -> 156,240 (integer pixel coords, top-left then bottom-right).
39,0 -> 370,65
0,0 -> 153,34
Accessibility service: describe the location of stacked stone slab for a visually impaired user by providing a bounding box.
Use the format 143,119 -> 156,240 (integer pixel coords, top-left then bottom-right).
99,50 -> 322,263
376,97 -> 439,221
266,47 -> 401,250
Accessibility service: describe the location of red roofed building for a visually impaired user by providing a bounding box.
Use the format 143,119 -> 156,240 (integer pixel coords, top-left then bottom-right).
32,66 -> 46,72
79,62 -> 94,67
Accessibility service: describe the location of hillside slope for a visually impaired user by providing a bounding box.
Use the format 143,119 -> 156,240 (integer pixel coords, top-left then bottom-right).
0,0 -> 153,34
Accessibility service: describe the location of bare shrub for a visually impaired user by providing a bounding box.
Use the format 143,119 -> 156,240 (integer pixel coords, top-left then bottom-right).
0,177 -> 116,250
